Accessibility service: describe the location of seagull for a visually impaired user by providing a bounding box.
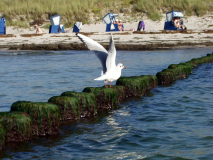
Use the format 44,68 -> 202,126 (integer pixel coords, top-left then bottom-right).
77,33 -> 126,88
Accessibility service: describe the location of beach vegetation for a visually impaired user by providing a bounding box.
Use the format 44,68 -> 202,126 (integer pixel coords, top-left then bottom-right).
0,0 -> 212,28
43,23 -> 51,29
6,20 -> 29,28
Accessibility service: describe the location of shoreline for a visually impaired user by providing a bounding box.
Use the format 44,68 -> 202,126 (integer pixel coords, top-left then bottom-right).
1,41 -> 213,51
0,30 -> 213,51
0,14 -> 213,51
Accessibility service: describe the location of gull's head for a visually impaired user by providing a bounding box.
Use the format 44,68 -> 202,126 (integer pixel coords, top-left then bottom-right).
117,63 -> 126,70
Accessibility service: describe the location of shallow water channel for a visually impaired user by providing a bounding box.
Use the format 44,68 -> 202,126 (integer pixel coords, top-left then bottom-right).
0,47 -> 213,159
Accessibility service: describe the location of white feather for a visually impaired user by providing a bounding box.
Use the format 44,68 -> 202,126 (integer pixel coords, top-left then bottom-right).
77,33 -> 125,87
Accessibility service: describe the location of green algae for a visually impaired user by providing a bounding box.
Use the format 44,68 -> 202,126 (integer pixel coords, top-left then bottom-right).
110,85 -> 126,100
11,101 -> 60,133
157,63 -> 193,84
157,53 -> 213,85
0,112 -> 31,135
0,123 -> 6,149
116,75 -> 158,96
83,87 -> 120,110
0,112 -> 32,141
48,96 -> 80,120
61,92 -> 97,114
168,63 -> 193,76
188,53 -> 213,67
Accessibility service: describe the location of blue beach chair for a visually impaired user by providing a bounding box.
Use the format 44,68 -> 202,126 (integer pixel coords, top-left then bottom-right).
164,11 -> 184,30
49,15 -> 65,33
73,22 -> 82,33
103,13 -> 124,32
0,18 -> 6,34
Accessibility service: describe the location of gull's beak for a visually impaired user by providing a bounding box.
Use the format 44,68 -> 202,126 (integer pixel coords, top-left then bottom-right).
123,66 -> 126,69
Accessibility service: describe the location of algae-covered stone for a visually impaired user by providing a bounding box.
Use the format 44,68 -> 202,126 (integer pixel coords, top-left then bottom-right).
0,112 -> 32,142
0,123 -> 6,150
60,92 -> 97,118
83,87 -> 120,111
116,75 -> 158,97
48,96 -> 81,120
11,101 -> 60,136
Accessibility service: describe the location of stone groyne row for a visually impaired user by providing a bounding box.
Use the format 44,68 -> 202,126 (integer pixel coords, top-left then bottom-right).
0,52 -> 213,150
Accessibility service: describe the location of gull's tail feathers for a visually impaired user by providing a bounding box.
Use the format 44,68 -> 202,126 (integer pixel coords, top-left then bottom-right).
94,75 -> 107,81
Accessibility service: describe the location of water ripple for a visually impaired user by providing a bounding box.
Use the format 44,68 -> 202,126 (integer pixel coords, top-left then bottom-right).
1,48 -> 213,159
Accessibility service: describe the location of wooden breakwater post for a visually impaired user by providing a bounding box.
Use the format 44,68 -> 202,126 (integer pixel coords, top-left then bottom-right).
0,112 -> 32,143
48,92 -> 97,120
156,53 -> 213,85
11,102 -> 60,136
116,75 -> 158,97
83,86 -> 126,111
0,52 -> 212,150
0,123 -> 6,150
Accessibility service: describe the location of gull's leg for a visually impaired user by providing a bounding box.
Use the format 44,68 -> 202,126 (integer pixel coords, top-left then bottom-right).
109,81 -> 112,88
105,81 -> 108,88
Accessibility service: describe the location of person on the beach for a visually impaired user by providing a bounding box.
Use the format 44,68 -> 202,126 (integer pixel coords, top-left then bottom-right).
172,17 -> 180,29
113,19 -> 118,24
172,17 -> 185,30
34,25 -> 42,34
179,19 -> 185,30
117,20 -> 124,31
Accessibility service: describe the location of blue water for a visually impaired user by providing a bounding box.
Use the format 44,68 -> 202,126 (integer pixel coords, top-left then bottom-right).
0,47 -> 213,159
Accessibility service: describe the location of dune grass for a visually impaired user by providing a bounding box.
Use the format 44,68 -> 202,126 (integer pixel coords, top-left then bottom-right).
0,0 -> 212,27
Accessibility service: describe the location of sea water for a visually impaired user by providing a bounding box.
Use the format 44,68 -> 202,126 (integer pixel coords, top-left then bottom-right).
0,47 -> 213,159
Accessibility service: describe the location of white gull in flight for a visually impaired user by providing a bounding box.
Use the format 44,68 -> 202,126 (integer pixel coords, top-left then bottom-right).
77,33 -> 126,88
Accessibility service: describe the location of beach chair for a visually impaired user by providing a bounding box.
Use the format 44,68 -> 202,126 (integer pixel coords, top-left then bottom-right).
0,18 -> 6,34
164,11 -> 184,30
103,13 -> 124,32
49,15 -> 65,33
73,22 -> 82,32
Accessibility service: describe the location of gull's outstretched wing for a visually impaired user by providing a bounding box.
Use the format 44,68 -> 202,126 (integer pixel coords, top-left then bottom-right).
106,33 -> 116,71
77,33 -> 108,74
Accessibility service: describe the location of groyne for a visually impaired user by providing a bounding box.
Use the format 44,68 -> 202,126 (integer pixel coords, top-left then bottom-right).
0,52 -> 212,150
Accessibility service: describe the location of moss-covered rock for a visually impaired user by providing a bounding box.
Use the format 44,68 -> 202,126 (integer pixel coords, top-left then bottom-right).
0,112 -> 32,142
11,101 -> 60,136
0,123 -> 6,150
60,92 -> 97,118
48,96 -> 81,120
116,75 -> 158,97
83,87 -> 120,111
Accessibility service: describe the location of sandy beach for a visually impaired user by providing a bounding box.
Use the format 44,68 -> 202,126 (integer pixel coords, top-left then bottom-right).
0,14 -> 213,50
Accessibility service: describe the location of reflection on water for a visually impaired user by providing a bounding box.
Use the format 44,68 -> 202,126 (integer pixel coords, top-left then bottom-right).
0,47 -> 213,159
